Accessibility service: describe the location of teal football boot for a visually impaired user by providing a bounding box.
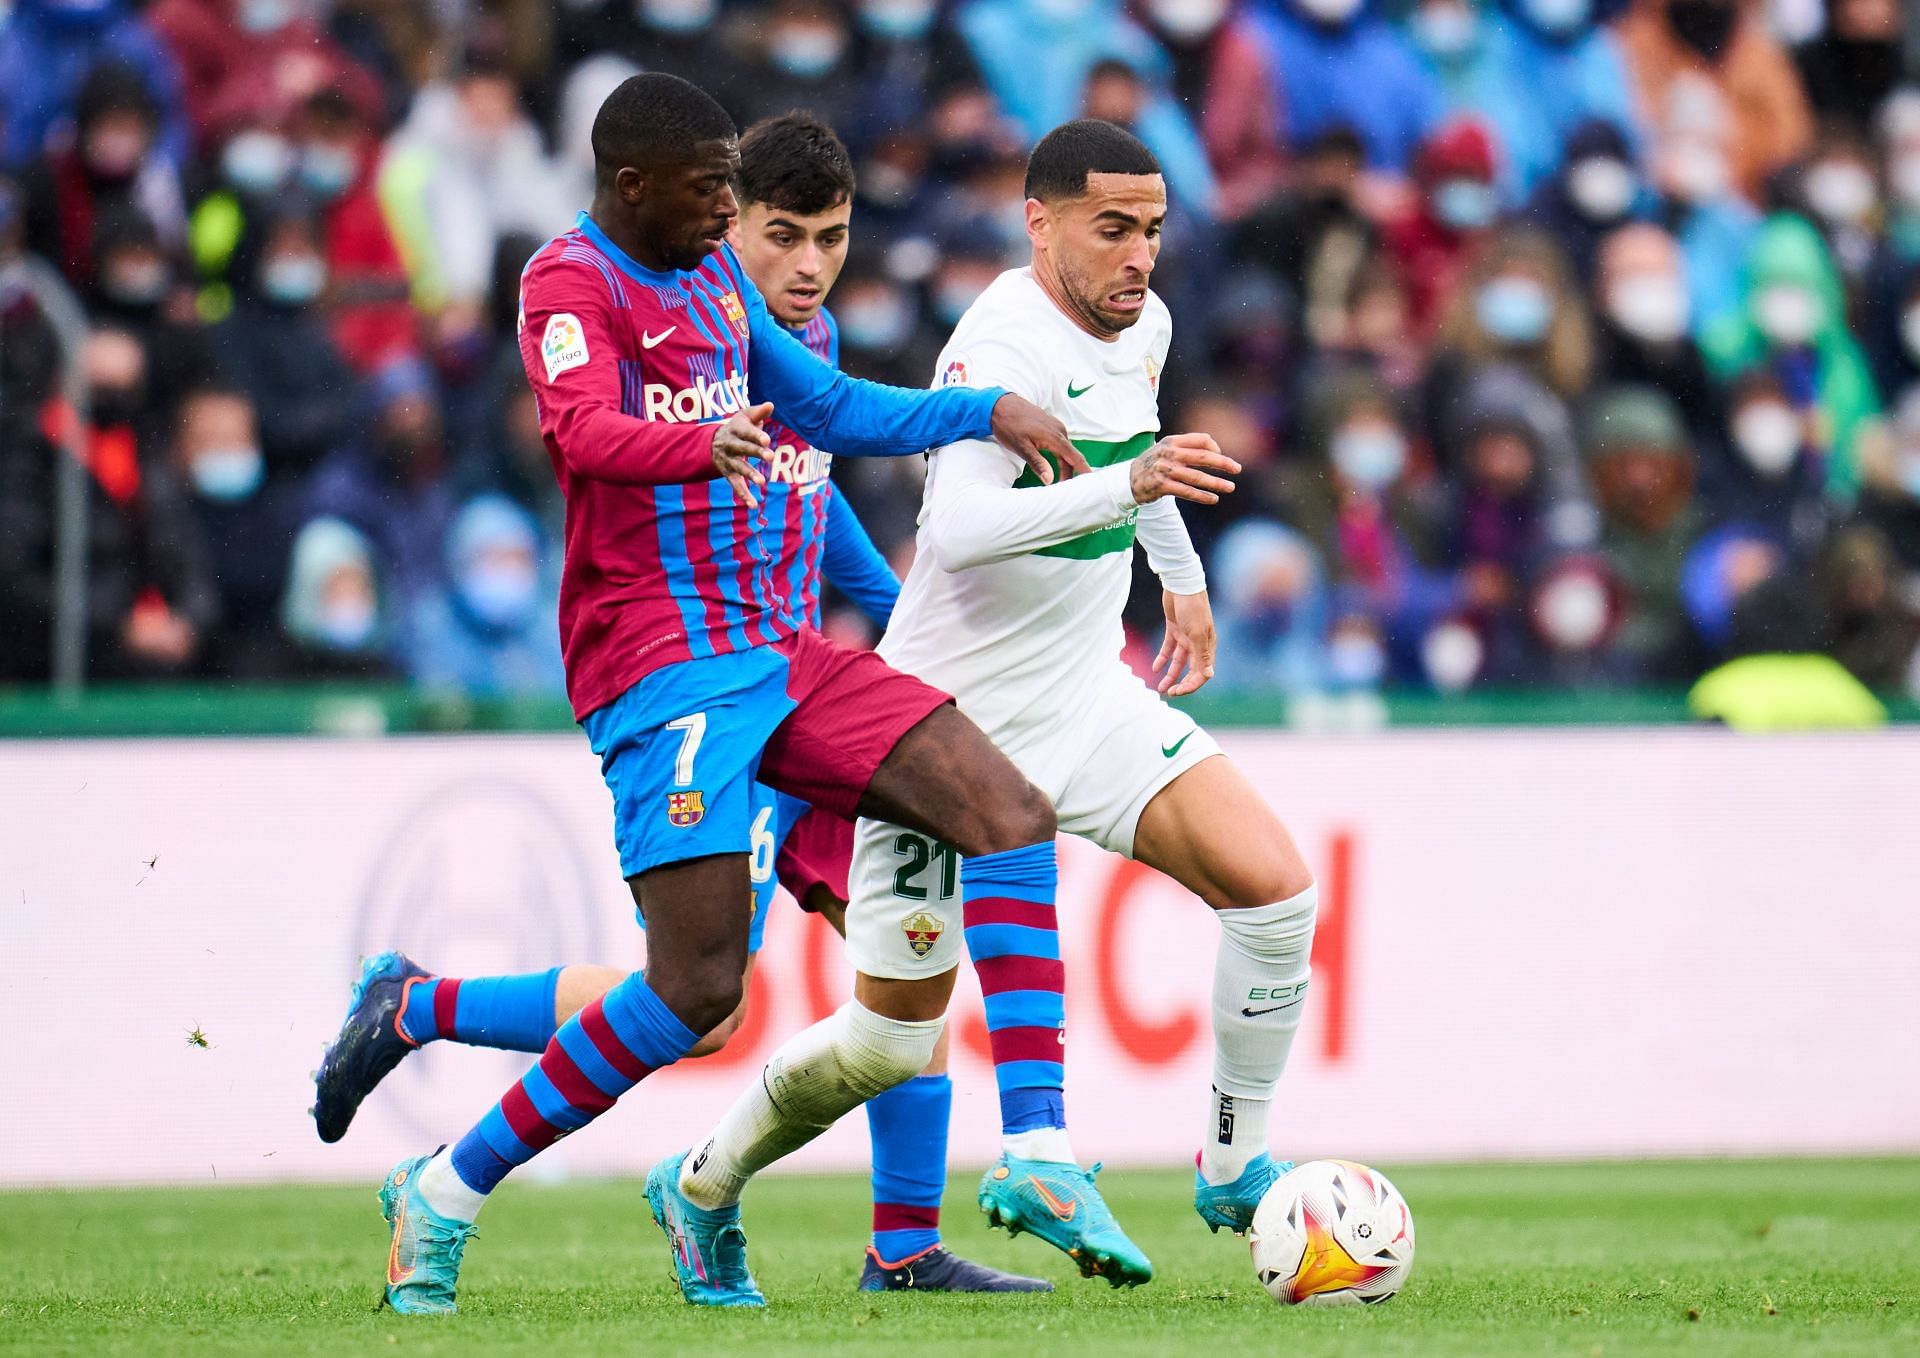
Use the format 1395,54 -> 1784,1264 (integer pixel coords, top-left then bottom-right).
379,1152 -> 476,1315
1194,1151 -> 1289,1235
977,1154 -> 1152,1287
646,1151 -> 766,1307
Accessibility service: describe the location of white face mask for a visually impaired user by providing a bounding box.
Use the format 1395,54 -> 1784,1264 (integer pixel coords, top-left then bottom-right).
1412,1 -> 1477,57
1731,401 -> 1800,478
1754,284 -> 1822,346
1147,0 -> 1230,40
1330,423 -> 1407,491
1297,0 -> 1364,23
1422,619 -> 1484,692
1327,630 -> 1387,687
1536,571 -> 1609,650
1664,140 -> 1728,204
1804,159 -> 1877,225
1567,156 -> 1635,221
1607,272 -> 1689,343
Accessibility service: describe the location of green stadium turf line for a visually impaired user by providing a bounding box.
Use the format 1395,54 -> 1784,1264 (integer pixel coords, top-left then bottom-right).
1,1160 -> 1915,1357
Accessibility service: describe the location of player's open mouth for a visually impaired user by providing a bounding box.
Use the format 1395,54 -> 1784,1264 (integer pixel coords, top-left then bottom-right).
787,287 -> 819,306
1109,289 -> 1145,311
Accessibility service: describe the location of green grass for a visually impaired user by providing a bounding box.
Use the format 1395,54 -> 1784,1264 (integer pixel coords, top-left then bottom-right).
2,1160 -> 1915,1357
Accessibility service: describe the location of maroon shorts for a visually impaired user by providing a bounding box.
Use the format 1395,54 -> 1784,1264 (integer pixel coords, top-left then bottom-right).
776,804 -> 855,908
758,628 -> 951,820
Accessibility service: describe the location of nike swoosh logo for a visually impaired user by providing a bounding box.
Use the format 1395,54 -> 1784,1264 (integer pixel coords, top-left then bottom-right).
643,327 -> 676,349
387,1198 -> 413,1285
1066,381 -> 1094,398
1240,1004 -> 1295,1018
1029,1177 -> 1078,1221
1162,732 -> 1192,758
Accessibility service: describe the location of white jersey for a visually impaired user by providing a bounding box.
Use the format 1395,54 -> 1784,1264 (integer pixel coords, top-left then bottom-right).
877,267 -> 1203,741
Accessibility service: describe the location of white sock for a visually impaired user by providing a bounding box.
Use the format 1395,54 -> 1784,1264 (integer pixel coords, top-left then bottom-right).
1202,884 -> 1317,1185
681,1001 -> 943,1210
1003,1127 -> 1077,1164
416,1148 -> 488,1223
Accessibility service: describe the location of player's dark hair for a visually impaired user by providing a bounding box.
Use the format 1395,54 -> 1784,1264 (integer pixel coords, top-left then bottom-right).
736,112 -> 856,216
591,73 -> 736,187
1023,119 -> 1161,203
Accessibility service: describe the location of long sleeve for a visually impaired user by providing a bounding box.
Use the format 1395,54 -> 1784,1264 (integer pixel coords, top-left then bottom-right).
921,439 -> 1137,572
517,258 -> 719,487
740,265 -> 1005,458
1135,496 -> 1206,595
821,489 -> 901,628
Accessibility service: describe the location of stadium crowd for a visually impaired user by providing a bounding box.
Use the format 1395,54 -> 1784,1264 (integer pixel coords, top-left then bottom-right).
1,0 -> 1918,699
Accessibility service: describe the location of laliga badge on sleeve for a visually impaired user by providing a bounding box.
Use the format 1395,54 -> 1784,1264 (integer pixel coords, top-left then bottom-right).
940,356 -> 970,388
542,312 -> 589,382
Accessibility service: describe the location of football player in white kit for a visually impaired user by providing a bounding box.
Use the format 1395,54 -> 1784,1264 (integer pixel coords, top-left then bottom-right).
659,120 -> 1319,1290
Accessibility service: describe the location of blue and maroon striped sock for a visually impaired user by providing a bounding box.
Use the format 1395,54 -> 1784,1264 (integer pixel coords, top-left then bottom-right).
962,842 -> 1066,1136
447,972 -> 696,1195
866,1074 -> 950,1266
397,969 -> 562,1052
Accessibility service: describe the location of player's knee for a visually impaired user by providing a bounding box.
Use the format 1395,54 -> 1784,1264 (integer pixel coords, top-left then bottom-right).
649,961 -> 745,1039
968,775 -> 1055,855
1212,854 -> 1315,913
686,998 -> 748,1059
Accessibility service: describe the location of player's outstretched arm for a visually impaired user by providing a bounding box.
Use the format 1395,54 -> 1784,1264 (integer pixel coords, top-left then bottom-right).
819,489 -> 901,630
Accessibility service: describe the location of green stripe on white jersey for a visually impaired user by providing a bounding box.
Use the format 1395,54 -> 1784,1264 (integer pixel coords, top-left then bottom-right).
1013,432 -> 1155,560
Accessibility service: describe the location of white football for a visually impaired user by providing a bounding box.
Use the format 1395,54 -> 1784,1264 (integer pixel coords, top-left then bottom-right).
1248,1159 -> 1415,1306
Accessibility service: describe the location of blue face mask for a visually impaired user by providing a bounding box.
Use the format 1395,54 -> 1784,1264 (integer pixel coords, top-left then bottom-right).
1476,276 -> 1553,344
858,0 -> 936,39
191,445 -> 264,503
1432,178 -> 1497,231
637,0 -> 717,33
837,294 -> 915,351
261,254 -> 326,306
222,130 -> 293,193
767,27 -> 846,78
238,0 -> 295,34
458,564 -> 539,629
316,597 -> 376,651
1522,0 -> 1589,36
299,144 -> 356,198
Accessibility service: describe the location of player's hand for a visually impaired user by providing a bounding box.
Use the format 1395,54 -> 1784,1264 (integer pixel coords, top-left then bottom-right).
990,394 -> 1090,485
1130,433 -> 1239,506
712,402 -> 773,505
1154,588 -> 1217,696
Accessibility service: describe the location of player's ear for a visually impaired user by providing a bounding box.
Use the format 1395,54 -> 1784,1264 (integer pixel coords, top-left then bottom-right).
614,166 -> 647,204
1024,197 -> 1049,246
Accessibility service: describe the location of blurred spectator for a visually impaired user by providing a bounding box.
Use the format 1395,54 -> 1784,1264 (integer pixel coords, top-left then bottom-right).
1301,257 -> 1426,406
555,0 -> 740,112
210,203 -> 359,472
1583,384 -> 1702,678
0,0 -> 189,172
1135,0 -> 1289,219
1680,522 -> 1782,657
1792,0 -> 1904,138
1853,387 -> 1920,571
1590,222 -> 1717,439
1385,118 -> 1501,336
1700,368 -> 1831,554
1210,520 -> 1331,691
1788,121 -> 1884,286
407,494 -> 564,698
83,209 -> 216,448
1228,127 -> 1374,354
1616,0 -> 1812,202
18,60 -> 186,289
278,515 -> 393,676
1522,118 -> 1656,282
1403,2 -> 1528,199
1443,382 -> 1554,679
958,0 -> 1180,148
1080,57 -> 1218,220
145,0 -> 383,155
730,0 -> 862,134
1237,0 -> 1441,177
1699,213 -> 1880,501
1819,525 -> 1919,687
1494,0 -> 1647,198
1646,74 -> 1759,333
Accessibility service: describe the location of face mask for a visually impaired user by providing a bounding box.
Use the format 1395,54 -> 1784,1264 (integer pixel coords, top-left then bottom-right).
1754,283 -> 1821,346
1522,0 -> 1590,36
458,563 -> 539,629
1147,0 -> 1229,41
299,143 -> 357,198
222,130 -> 292,193
103,260 -> 168,308
1901,304 -> 1920,363
1892,154 -> 1920,211
1476,275 -> 1553,344
934,279 -> 984,325
638,0 -> 717,32
84,127 -> 147,180
1297,0 -> 1363,24
190,444 -> 265,502
1567,156 -> 1635,221
261,254 -> 326,306
1537,571 -> 1609,649
1330,424 -> 1407,490
1432,178 -> 1497,231
1422,620 -> 1483,692
768,25 -> 846,78
1666,0 -> 1737,60
316,597 -> 376,651
1664,140 -> 1727,203
1327,630 -> 1387,687
1730,401 -> 1799,478
1803,160 -> 1876,225
239,0 -> 296,33
859,0 -> 937,39
1412,2 -> 1477,58
1607,273 -> 1688,343
837,293 -> 915,350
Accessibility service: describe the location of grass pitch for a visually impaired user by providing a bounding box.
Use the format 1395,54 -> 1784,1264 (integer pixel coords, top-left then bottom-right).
2,1159 -> 1915,1357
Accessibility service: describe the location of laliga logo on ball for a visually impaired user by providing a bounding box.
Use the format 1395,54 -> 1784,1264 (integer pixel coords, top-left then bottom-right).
1248,1160 -> 1415,1307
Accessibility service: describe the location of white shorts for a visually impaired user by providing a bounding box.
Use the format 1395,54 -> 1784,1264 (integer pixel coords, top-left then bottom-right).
844,667 -> 1220,981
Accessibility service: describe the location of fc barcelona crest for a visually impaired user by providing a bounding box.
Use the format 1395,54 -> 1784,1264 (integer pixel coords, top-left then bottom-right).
720,290 -> 749,337
900,910 -> 945,958
666,790 -> 706,827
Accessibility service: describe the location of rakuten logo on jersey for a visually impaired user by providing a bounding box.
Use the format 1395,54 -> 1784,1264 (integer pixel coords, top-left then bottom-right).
766,442 -> 833,486
642,372 -> 750,423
